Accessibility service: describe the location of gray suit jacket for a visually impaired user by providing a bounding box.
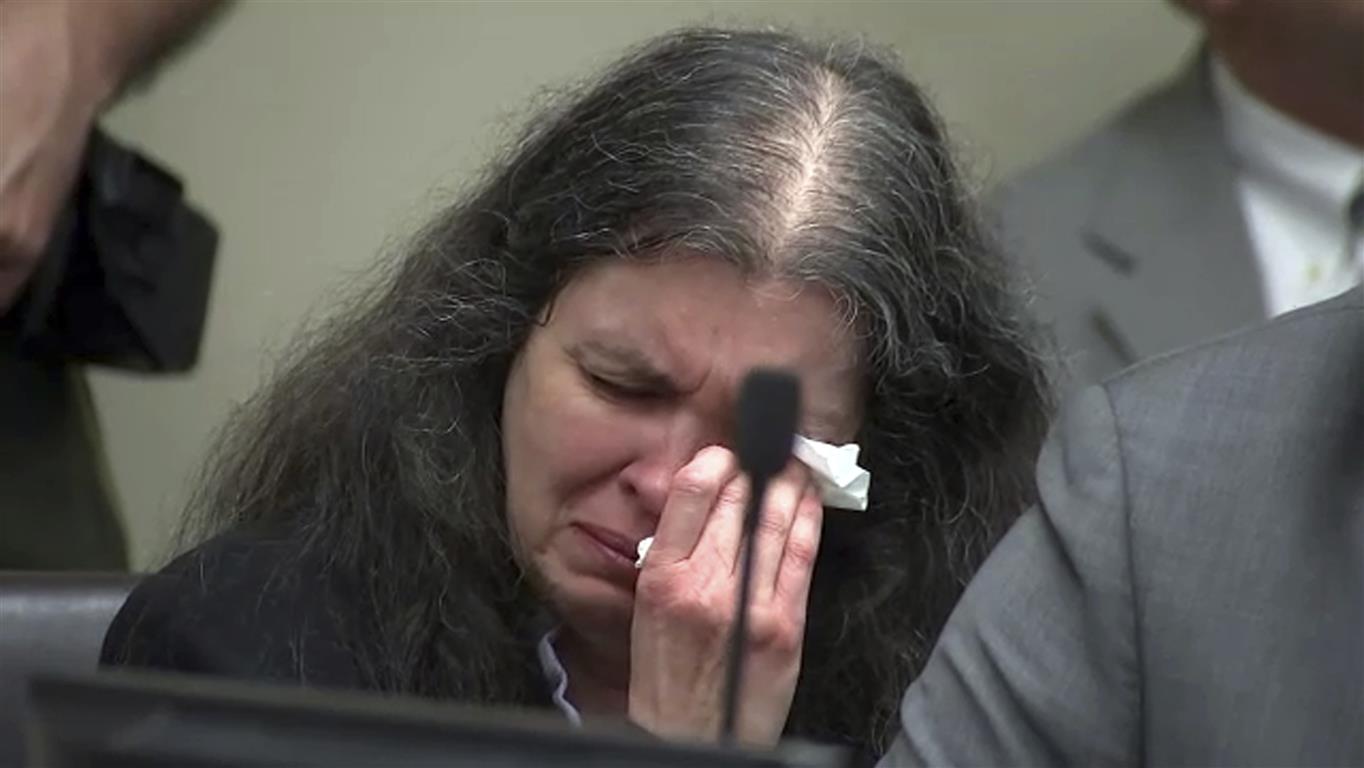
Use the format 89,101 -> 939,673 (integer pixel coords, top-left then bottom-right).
994,56 -> 1265,386
881,287 -> 1363,767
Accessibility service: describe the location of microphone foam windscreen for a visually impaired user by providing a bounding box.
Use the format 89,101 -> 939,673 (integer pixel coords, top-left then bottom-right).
735,368 -> 801,479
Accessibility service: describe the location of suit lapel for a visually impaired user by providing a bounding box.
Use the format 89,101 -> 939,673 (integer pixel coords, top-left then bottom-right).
1082,55 -> 1266,366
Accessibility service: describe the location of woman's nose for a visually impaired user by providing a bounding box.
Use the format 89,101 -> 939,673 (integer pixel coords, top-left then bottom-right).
618,417 -> 728,521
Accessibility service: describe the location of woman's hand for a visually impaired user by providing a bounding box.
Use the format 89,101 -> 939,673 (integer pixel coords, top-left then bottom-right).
628,445 -> 824,746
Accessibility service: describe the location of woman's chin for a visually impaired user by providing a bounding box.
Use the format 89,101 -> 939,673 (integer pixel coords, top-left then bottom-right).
536,554 -> 637,630
555,590 -> 634,641
562,575 -> 636,620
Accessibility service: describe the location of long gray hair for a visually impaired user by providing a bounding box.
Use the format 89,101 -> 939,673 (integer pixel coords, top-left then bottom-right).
183,27 -> 1052,758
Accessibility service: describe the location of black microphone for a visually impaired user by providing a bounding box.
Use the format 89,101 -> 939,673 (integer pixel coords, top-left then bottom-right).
722,368 -> 801,743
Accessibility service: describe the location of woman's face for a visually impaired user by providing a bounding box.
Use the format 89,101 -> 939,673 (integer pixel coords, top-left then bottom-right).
501,256 -> 863,640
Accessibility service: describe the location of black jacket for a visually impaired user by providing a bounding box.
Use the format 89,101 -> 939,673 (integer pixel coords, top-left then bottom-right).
102,530 -> 876,764
101,530 -> 374,687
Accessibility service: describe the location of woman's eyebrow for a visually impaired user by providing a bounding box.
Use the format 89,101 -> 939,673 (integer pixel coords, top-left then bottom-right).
568,340 -> 676,388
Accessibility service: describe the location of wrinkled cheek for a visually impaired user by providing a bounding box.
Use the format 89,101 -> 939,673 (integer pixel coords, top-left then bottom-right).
506,391 -> 642,560
537,393 -> 648,495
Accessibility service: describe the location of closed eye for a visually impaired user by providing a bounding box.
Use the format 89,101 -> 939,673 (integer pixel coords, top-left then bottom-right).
567,339 -> 677,403
585,370 -> 668,402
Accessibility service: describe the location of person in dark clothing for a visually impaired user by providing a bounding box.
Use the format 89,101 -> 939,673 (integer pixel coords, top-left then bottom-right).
0,0 -> 225,569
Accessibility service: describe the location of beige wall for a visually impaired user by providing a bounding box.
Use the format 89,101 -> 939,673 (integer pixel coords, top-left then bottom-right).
95,1 -> 1197,569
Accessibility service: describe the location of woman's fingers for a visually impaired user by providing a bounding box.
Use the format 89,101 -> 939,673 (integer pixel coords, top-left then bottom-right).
629,453 -> 822,748
748,463 -> 812,597
774,484 -> 824,609
648,447 -> 823,596
646,446 -> 740,566
690,472 -> 749,573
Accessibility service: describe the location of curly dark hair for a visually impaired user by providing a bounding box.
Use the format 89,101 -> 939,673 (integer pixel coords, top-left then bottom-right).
179,27 -> 1052,758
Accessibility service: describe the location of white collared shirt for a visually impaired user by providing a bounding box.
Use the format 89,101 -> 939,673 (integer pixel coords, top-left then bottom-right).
1210,56 -> 1364,317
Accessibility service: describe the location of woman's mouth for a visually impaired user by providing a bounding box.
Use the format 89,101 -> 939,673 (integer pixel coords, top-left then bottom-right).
571,522 -> 640,564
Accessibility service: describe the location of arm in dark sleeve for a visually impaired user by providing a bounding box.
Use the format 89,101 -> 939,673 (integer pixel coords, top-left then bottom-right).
880,385 -> 1142,766
100,531 -> 367,690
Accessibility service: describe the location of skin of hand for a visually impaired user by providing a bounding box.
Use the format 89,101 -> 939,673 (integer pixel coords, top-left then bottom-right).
628,446 -> 824,746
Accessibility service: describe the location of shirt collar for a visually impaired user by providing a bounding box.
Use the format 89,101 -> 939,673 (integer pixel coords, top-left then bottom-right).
535,627 -> 584,727
1210,54 -> 1364,219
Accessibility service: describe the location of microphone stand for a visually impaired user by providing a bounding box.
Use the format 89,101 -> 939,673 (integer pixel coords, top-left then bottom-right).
721,473 -> 770,741
721,368 -> 798,744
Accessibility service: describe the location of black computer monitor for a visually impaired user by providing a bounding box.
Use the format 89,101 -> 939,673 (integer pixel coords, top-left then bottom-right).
25,670 -> 848,767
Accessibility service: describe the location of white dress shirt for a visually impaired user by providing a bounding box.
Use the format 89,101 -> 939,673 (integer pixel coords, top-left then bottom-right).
1211,56 -> 1364,317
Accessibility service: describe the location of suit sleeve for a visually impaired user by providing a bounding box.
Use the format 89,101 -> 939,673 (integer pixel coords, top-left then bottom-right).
880,385 -> 1142,766
100,533 -> 366,689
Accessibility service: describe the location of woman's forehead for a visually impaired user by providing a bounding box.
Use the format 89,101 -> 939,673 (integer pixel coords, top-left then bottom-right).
559,258 -> 855,355
549,258 -> 864,427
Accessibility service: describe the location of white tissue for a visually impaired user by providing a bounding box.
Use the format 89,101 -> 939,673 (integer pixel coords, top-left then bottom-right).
635,536 -> 653,569
634,436 -> 870,568
792,435 -> 871,512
